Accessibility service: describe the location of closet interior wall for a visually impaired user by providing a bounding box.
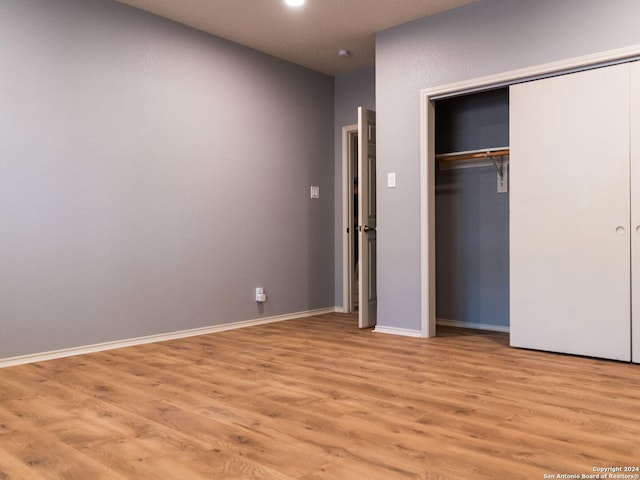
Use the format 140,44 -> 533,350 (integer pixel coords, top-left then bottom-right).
434,88 -> 510,331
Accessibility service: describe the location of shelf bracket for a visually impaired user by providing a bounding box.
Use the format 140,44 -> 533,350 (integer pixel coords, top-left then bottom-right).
492,154 -> 508,193
490,153 -> 504,180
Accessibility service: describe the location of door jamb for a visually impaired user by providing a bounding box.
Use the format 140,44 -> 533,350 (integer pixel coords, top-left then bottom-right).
419,44 -> 640,338
342,123 -> 358,313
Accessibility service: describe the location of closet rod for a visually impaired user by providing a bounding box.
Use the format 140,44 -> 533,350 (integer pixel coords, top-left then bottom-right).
436,147 -> 510,163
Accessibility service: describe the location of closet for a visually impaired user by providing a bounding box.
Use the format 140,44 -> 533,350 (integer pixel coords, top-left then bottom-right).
510,61 -> 640,363
434,89 -> 510,332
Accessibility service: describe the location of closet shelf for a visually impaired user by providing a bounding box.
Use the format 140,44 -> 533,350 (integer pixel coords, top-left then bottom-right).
435,147 -> 510,163
436,147 -> 509,185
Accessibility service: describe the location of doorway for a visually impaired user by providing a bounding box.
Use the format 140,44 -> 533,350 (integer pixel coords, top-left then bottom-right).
433,89 -> 510,333
342,124 -> 359,314
419,47 -> 640,338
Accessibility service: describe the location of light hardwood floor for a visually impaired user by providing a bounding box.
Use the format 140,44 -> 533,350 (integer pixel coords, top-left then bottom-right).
1,313 -> 639,479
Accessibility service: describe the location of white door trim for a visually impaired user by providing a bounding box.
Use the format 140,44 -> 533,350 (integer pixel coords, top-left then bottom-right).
419,43 -> 640,338
342,123 -> 358,313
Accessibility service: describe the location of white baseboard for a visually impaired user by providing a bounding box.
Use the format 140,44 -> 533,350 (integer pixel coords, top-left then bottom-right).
0,307 -> 337,368
437,318 -> 510,333
374,325 -> 424,338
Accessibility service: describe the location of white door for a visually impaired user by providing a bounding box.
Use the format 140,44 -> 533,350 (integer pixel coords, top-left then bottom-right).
358,107 -> 377,328
510,64 -> 631,361
631,61 -> 640,364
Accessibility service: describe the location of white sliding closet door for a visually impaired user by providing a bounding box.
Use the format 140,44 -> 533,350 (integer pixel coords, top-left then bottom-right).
632,61 -> 640,364
510,64 -> 631,361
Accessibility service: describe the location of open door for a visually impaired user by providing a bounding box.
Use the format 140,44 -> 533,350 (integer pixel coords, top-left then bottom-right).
358,107 -> 377,328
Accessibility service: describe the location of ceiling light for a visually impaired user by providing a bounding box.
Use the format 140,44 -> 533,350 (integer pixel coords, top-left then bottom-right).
284,0 -> 305,7
338,50 -> 350,57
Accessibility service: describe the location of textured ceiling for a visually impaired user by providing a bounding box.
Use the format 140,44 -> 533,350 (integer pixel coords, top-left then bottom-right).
115,0 -> 476,76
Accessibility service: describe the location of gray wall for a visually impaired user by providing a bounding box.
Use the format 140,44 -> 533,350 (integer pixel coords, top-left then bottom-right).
0,0 -> 334,359
435,89 -> 509,329
436,167 -> 510,328
333,68 -> 375,307
376,0 -> 640,331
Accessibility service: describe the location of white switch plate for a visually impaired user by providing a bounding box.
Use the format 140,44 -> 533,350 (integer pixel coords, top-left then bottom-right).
387,172 -> 396,188
310,186 -> 320,198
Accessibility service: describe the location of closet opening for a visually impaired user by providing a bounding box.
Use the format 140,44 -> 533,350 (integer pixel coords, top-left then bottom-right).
433,88 -> 510,334
420,46 -> 640,340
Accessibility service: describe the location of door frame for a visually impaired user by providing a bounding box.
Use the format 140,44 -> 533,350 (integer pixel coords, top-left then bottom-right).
419,44 -> 640,338
342,123 -> 358,313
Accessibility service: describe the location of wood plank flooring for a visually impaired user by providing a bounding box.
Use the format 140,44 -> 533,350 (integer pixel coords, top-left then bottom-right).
1,313 -> 639,479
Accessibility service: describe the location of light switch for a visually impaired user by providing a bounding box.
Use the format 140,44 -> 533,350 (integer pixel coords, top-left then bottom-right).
387,172 -> 396,188
310,186 -> 320,198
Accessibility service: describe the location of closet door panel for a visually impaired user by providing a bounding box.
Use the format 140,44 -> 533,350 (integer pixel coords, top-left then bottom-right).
510,64 -> 631,361
632,61 -> 640,364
